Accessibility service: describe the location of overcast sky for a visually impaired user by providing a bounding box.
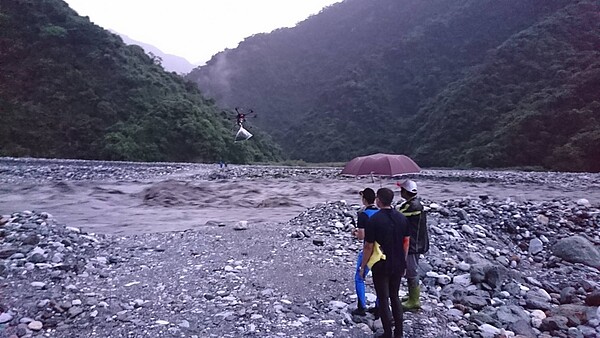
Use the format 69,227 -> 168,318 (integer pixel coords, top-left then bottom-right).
64,0 -> 343,65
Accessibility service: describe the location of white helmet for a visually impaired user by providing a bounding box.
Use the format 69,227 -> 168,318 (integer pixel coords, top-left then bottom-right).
397,180 -> 417,193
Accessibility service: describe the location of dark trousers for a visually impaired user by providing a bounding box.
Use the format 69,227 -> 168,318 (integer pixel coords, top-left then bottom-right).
372,262 -> 404,338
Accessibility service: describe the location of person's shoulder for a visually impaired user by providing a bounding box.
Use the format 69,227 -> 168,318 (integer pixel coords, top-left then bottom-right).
411,198 -> 424,211
368,209 -> 385,219
392,208 -> 409,220
365,205 -> 378,212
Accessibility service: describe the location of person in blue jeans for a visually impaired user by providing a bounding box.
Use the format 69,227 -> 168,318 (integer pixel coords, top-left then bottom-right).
351,188 -> 379,316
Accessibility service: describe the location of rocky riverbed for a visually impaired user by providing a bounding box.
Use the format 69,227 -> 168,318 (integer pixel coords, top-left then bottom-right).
1,158 -> 599,338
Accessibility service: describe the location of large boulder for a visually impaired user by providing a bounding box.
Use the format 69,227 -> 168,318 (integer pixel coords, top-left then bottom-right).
552,236 -> 600,269
547,304 -> 595,326
470,263 -> 508,289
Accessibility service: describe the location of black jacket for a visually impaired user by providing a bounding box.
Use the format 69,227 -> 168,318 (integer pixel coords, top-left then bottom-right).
397,197 -> 429,254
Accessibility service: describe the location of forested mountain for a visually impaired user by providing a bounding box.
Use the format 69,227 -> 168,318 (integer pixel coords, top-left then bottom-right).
0,0 -> 281,163
188,0 -> 600,172
115,31 -> 197,74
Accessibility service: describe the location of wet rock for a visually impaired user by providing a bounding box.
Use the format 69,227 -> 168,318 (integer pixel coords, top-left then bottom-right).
584,290 -> 600,306
461,296 -> 488,310
496,305 -> 529,324
0,248 -> 18,259
528,238 -> 544,255
552,236 -> 600,269
22,234 -> 40,245
479,323 -> 501,338
531,309 -> 546,328
549,304 -> 595,326
470,263 -> 506,290
576,199 -> 591,207
540,316 -> 569,331
27,320 -> 43,331
509,319 -> 537,337
0,312 -> 13,324
27,253 -> 46,263
560,287 -> 577,304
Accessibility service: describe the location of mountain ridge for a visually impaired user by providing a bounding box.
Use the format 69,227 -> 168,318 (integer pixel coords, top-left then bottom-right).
188,0 -> 599,172
113,30 -> 198,74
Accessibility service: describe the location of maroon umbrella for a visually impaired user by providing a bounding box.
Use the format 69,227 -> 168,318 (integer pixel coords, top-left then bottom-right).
341,153 -> 420,176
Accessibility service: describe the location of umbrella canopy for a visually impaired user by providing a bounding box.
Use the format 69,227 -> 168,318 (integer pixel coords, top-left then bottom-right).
341,153 -> 420,176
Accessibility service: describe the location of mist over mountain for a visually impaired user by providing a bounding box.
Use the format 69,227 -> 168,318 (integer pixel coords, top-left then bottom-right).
114,31 -> 197,74
188,0 -> 600,172
0,0 -> 282,163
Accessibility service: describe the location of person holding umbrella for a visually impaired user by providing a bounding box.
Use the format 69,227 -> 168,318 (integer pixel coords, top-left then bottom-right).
396,180 -> 429,311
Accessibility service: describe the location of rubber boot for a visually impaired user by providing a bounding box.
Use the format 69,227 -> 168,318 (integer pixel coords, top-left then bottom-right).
402,278 -> 421,310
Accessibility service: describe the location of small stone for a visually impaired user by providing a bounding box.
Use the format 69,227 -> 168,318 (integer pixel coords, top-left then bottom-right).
28,253 -> 46,263
576,198 -> 591,207
437,274 -> 451,285
453,273 -> 471,286
461,224 -> 474,235
68,306 -> 84,318
528,238 -> 543,255
0,248 -> 18,259
22,234 -> 40,245
133,299 -> 145,307
16,326 -> 27,337
457,262 -> 471,271
65,226 -> 81,233
28,320 -> 43,331
479,323 -> 500,338
536,215 -> 549,225
31,281 -> 46,289
585,290 -> 600,306
233,221 -> 248,231
0,312 -> 13,324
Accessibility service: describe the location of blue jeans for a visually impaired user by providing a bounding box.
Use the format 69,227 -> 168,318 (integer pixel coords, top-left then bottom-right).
355,251 -> 370,309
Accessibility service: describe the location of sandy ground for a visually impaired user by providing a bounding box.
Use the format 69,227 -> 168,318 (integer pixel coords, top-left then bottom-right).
2,166 -> 599,235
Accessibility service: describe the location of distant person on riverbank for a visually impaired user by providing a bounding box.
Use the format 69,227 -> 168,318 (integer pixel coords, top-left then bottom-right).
351,188 -> 379,316
360,188 -> 410,338
396,180 -> 429,311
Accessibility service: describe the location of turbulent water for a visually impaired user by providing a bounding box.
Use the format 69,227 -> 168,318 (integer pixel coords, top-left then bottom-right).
1,158 -> 600,234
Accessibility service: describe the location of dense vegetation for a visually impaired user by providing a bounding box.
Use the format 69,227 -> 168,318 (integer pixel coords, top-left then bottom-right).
0,0 -> 282,163
189,0 -> 599,172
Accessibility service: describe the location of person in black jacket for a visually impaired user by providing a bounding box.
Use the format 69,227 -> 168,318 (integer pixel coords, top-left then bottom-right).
360,188 -> 410,338
396,180 -> 429,310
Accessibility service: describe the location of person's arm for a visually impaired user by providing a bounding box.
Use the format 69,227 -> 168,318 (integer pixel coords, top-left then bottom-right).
356,228 -> 365,240
403,236 -> 410,260
359,217 -> 375,279
350,227 -> 364,240
359,241 -> 374,279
